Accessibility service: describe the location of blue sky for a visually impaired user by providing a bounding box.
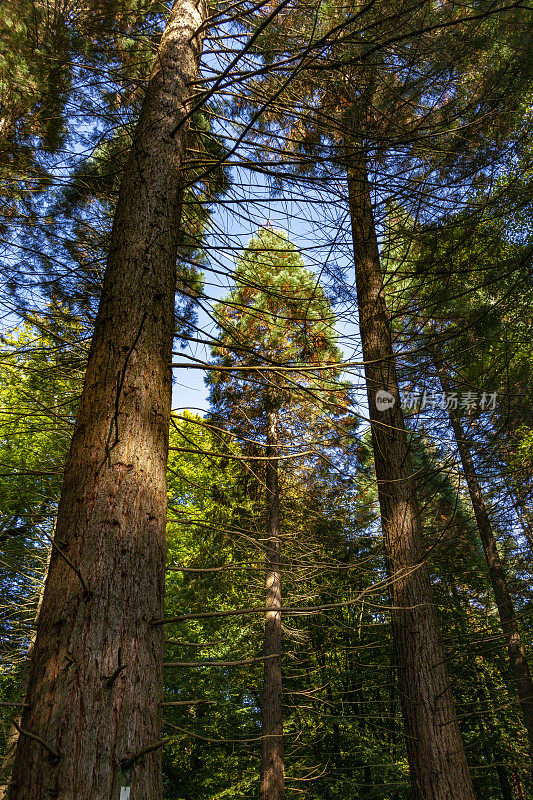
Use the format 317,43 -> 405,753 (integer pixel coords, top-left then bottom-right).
171,166 -> 368,419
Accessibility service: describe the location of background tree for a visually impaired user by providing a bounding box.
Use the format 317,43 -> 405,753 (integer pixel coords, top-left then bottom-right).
207,226 -> 350,800
381,202 -> 533,788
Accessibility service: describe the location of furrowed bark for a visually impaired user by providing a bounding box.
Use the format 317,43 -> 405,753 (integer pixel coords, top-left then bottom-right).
346,151 -> 475,800
7,2 -> 207,798
260,408 -> 284,800
434,359 -> 533,769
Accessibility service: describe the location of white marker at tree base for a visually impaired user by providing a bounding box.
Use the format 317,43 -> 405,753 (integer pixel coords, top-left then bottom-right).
117,764 -> 132,797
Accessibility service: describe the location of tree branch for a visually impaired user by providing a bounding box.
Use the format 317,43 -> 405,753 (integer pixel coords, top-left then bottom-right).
12,721 -> 59,762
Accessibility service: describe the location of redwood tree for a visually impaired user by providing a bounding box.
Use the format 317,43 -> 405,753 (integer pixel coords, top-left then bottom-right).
346,156 -> 475,800
6,1 -> 207,798
208,227 -> 346,800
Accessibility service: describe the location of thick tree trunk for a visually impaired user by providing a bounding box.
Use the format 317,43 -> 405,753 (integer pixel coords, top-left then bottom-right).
260,408 -> 284,800
346,152 -> 475,800
6,3 -> 206,798
434,361 -> 533,766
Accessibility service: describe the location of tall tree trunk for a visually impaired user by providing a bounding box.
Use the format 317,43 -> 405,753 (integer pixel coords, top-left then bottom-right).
434,359 -> 533,766
346,151 -> 475,800
260,408 -> 284,800
6,3 -> 206,798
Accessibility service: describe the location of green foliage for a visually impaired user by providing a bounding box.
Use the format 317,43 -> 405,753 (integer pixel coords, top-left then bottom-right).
161,413 -> 397,800
163,412 -> 263,798
0,307 -> 85,733
209,226 -> 347,427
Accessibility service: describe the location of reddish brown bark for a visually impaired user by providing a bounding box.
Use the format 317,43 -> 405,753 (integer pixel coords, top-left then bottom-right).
260,408 -> 284,800
6,2 -> 207,798
346,152 -> 475,800
435,361 -> 533,768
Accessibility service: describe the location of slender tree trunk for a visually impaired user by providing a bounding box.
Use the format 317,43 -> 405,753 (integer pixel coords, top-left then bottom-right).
502,478 -> 533,559
434,360 -> 533,766
346,150 -> 475,800
484,665 -> 528,800
511,769 -> 527,800
0,543 -> 52,799
260,408 -> 284,800
496,765 -> 515,800
473,662 -> 513,800
314,645 -> 341,766
6,3 -> 206,798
